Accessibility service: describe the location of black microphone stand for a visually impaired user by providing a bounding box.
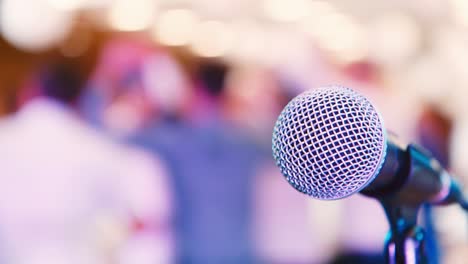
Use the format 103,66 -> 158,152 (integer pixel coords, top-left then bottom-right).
380,199 -> 429,264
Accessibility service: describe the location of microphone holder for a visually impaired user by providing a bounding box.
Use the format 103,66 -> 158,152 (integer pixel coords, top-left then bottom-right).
358,143 -> 450,264
380,199 -> 429,264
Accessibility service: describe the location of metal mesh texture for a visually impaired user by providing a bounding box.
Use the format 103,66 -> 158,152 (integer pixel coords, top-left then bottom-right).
272,86 -> 387,200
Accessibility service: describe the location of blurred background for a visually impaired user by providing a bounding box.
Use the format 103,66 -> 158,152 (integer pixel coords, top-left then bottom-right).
0,0 -> 467,263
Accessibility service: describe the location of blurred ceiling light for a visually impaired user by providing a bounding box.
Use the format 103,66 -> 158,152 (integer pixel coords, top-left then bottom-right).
81,0 -> 114,9
193,0 -> 244,19
108,0 -> 157,31
308,1 -> 335,16
432,27 -> 468,113
190,20 -> 233,57
153,9 -> 198,46
228,20 -> 266,63
405,55 -> 450,105
229,22 -> 310,67
264,0 -> 312,22
311,13 -> 367,63
45,0 -> 85,11
451,0 -> 468,26
262,30 -> 311,66
368,13 -> 421,67
299,1 -> 336,35
0,0 -> 74,51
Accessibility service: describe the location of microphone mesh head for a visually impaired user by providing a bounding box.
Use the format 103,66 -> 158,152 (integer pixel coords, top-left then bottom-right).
272,86 -> 386,200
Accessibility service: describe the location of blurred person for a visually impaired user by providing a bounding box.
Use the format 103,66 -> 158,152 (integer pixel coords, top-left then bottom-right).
79,37 -> 158,135
123,60 -> 265,264
0,58 -> 173,263
81,42 -> 264,263
80,37 -> 192,138
223,66 -> 286,146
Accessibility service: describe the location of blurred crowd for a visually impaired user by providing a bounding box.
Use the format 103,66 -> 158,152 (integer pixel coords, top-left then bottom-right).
0,31 -> 467,264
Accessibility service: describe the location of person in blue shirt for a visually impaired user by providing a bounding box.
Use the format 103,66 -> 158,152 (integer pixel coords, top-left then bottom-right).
129,61 -> 266,264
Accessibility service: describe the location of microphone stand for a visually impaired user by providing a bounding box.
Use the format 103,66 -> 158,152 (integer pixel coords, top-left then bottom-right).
361,143 -> 450,264
380,199 -> 429,264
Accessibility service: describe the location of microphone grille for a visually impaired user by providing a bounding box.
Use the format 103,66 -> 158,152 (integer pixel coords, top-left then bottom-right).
272,86 -> 386,200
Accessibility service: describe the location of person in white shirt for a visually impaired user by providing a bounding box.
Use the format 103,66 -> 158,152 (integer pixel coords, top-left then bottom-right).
0,60 -> 173,264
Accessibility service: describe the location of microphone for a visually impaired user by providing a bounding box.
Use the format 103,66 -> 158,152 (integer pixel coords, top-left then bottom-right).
272,85 -> 465,207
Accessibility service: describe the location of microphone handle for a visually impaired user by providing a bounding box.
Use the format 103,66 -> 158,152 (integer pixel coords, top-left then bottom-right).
362,138 -> 455,207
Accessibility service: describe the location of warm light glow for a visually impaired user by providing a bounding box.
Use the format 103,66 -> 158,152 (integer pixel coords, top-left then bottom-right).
299,1 -> 336,36
228,22 -> 312,66
299,5 -> 367,63
0,0 -> 73,51
190,20 -> 233,57
368,13 -> 421,66
108,0 -> 156,31
431,27 -> 468,114
45,0 -> 85,11
264,0 -> 312,22
403,55 -> 449,107
451,0 -> 468,26
228,20 -> 267,63
81,0 -> 114,8
311,13 -> 368,63
192,0 -> 242,19
308,1 -> 335,17
262,30 -> 310,66
153,9 -> 198,46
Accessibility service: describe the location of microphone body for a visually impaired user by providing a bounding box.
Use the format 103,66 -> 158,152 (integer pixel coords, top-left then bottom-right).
272,86 -> 463,207
271,85 -> 465,264
360,133 -> 460,206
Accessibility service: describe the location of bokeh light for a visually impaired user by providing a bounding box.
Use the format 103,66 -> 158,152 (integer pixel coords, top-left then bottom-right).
190,20 -> 234,57
367,13 -> 422,67
45,0 -> 86,11
263,0 -> 313,22
152,9 -> 198,46
108,0 -> 157,31
0,0 -> 74,51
